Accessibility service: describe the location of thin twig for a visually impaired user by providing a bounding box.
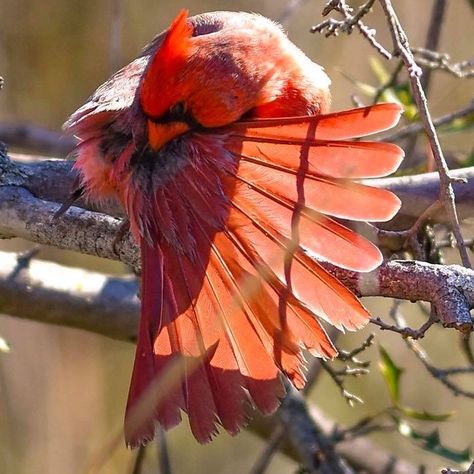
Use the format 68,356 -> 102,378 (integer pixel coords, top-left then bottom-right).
441,460 -> 474,474
249,426 -> 285,474
380,100 -> 474,142
109,0 -> 123,73
278,385 -> 355,474
277,0 -> 309,25
336,334 -> 374,364
389,302 -> 474,399
131,446 -> 146,474
379,0 -> 472,269
321,360 -> 364,406
420,0 -> 447,92
370,315 -> 437,339
414,48 -> 474,79
157,427 -> 172,474
331,412 -> 395,443
311,0 -> 392,59
404,0 -> 447,167
250,331 -> 337,474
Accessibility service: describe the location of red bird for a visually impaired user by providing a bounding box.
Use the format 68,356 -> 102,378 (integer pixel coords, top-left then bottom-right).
65,10 -> 403,446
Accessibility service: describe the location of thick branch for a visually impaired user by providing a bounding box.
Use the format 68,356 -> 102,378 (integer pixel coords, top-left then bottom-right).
0,251 -> 138,341
1,147 -> 473,330
277,386 -> 353,473
2,152 -> 474,231
2,168 -> 474,330
0,122 -> 75,157
368,168 -> 474,229
251,405 -> 419,474
321,260 -> 473,331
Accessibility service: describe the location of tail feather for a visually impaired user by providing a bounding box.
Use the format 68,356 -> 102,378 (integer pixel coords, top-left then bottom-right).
227,103 -> 403,140
178,248 -> 250,435
230,176 -> 383,272
164,248 -> 220,441
234,159 -> 401,222
228,204 -> 369,331
227,138 -> 403,179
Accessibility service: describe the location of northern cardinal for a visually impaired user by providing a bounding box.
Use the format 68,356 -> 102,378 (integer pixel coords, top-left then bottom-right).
64,10 -> 403,446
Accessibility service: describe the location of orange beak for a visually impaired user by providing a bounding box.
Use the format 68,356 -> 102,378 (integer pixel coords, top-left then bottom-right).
147,121 -> 190,150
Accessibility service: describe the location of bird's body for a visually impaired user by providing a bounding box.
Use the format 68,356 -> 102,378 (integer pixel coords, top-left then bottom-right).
65,10 -> 403,446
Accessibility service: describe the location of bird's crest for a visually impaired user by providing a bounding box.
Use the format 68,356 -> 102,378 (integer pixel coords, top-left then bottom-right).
140,9 -> 193,118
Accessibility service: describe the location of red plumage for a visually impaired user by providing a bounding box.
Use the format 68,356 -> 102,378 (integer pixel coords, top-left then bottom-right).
64,10 -> 404,445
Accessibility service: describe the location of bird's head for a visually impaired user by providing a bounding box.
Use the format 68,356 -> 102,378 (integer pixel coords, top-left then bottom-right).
139,10 -> 272,150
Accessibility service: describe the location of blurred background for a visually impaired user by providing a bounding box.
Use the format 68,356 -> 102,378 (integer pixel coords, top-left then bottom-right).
0,1 -> 473,473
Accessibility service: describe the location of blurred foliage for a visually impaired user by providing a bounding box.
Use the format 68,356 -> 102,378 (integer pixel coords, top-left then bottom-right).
395,419 -> 472,466
0,336 -> 10,353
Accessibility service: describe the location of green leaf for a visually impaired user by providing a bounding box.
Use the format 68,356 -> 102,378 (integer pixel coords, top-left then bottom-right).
0,336 -> 10,353
395,419 -> 471,464
461,149 -> 474,167
393,83 -> 418,121
338,70 -> 378,97
439,112 -> 474,134
397,405 -> 454,422
369,57 -> 391,84
378,346 -> 403,403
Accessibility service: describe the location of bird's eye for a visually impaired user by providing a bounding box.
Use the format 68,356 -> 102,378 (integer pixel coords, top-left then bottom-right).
170,101 -> 186,117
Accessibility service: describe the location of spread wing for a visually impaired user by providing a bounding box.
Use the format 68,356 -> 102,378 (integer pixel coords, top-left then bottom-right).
124,104 -> 403,445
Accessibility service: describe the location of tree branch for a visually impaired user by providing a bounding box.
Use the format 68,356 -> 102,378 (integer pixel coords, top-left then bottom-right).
2,150 -> 474,233
1,149 -> 473,331
0,123 -> 75,157
379,100 -> 474,143
0,250 -> 138,341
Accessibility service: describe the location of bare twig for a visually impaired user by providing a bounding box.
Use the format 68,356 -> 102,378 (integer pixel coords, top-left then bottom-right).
0,250 -> 139,341
278,385 -> 354,474
249,426 -> 286,474
250,329 -> 338,474
407,339 -> 474,399
378,0 -> 472,269
109,0 -> 123,73
311,0 -> 391,59
251,403 -> 420,474
321,360 -> 365,406
437,236 -> 474,252
380,100 -> 474,142
388,302 -> 474,399
414,48 -> 474,79
420,0 -> 447,92
157,427 -> 172,474
331,412 -> 395,443
441,460 -> 474,474
336,334 -> 375,363
131,446 -> 146,474
370,314 -> 437,339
